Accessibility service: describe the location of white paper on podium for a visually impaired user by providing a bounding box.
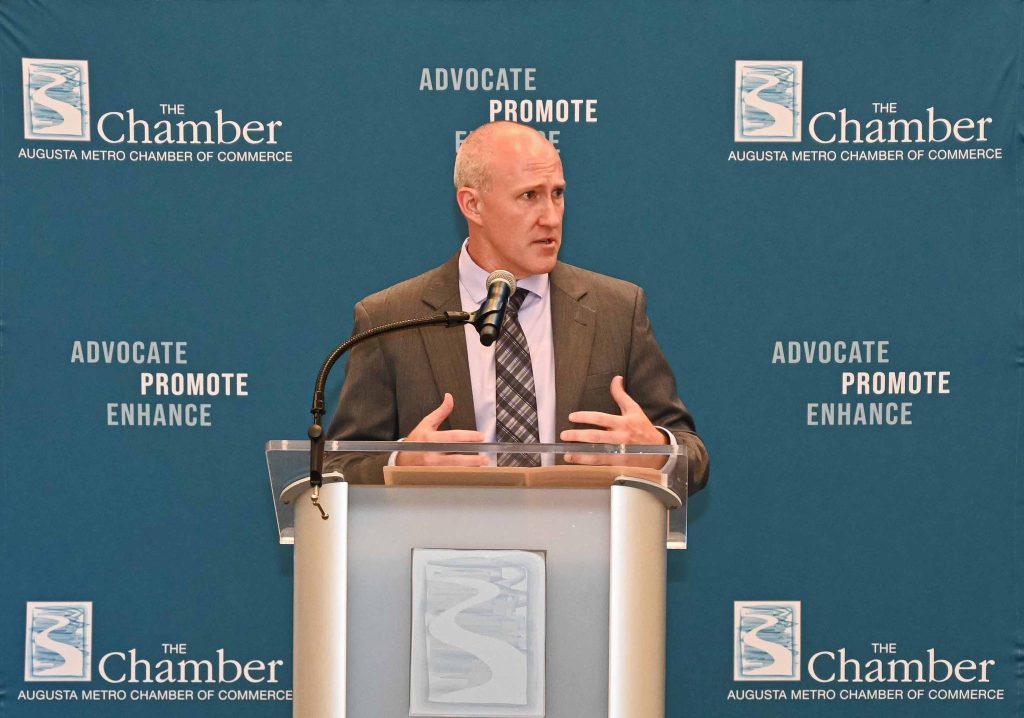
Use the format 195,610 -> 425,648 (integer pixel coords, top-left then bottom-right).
410,549 -> 545,717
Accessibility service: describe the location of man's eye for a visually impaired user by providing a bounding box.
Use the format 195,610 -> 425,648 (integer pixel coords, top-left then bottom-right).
522,191 -> 536,199
553,188 -> 565,198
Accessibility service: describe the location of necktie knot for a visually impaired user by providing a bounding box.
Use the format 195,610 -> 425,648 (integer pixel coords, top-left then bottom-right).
507,287 -> 528,317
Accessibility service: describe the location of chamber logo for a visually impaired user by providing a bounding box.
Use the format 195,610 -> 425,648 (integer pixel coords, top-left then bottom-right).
25,602 -> 93,681
22,59 -> 91,141
735,61 -> 802,142
734,600 -> 801,681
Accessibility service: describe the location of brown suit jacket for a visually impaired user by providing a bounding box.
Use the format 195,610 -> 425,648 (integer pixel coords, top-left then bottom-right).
326,254 -> 709,493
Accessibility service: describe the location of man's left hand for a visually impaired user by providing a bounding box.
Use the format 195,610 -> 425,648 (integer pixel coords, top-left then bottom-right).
559,375 -> 667,445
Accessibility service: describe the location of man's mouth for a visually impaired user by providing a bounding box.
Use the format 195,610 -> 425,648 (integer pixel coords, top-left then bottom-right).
533,238 -> 557,246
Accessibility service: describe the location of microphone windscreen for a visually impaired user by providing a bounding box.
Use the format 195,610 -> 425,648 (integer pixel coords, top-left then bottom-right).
486,270 -> 516,294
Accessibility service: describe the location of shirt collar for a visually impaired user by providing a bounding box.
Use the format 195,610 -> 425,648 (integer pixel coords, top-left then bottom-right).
458,240 -> 549,304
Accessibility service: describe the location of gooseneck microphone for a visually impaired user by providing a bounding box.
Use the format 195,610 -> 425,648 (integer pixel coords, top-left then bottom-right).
307,310 -> 472,513
473,270 -> 517,347
305,268 -> 518,515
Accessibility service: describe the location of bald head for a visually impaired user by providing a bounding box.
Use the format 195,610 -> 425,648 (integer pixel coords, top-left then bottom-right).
454,121 -> 558,191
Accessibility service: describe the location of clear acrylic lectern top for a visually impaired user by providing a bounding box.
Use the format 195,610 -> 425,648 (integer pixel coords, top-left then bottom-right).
265,441 -> 688,549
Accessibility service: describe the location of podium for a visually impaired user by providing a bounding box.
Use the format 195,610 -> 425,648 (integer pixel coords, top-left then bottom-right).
267,441 -> 688,718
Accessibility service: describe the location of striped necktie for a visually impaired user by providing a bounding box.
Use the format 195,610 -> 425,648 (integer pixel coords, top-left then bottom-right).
495,288 -> 541,467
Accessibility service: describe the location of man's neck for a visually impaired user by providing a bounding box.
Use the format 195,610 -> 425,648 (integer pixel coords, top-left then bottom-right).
459,240 -> 549,302
464,238 -> 501,274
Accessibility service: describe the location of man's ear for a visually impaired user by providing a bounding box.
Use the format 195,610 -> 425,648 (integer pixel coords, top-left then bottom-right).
456,187 -> 484,227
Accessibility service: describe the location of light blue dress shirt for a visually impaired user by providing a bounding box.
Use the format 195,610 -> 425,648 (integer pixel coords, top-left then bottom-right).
458,241 -> 557,444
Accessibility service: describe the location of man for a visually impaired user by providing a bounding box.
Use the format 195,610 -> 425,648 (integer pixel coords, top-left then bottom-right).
327,121 -> 709,493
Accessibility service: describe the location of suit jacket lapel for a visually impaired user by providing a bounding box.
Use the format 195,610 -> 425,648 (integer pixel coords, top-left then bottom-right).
550,264 -> 596,438
420,254 -> 477,430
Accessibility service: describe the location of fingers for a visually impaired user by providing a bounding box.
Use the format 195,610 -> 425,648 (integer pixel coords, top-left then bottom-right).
396,394 -> 486,465
609,375 -> 641,413
563,452 -> 614,466
560,428 -> 623,443
566,376 -> 664,445
397,451 -> 488,467
422,392 -> 455,430
409,394 -> 471,441
567,410 -> 623,429
564,451 -> 667,470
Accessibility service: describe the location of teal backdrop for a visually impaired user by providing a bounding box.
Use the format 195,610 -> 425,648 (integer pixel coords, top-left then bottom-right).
2,0 -> 1021,715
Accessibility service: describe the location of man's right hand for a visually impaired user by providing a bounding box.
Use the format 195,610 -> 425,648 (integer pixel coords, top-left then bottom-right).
395,393 -> 488,466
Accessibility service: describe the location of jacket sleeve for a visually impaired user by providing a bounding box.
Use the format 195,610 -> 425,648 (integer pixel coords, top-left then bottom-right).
323,300 -> 395,483
626,287 -> 710,495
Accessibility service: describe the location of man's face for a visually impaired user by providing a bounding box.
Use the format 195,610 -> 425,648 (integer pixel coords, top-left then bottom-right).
471,134 -> 565,278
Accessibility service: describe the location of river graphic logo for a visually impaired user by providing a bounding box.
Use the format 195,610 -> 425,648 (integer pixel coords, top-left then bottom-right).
735,61 -> 802,142
734,600 -> 800,681
410,549 -> 546,716
22,58 -> 91,141
25,602 -> 93,681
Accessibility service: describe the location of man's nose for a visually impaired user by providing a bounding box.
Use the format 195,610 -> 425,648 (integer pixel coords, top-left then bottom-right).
537,197 -> 562,227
